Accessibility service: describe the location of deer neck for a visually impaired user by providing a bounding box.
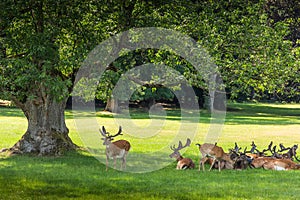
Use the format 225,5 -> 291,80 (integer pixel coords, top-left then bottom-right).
176,155 -> 183,161
105,140 -> 113,148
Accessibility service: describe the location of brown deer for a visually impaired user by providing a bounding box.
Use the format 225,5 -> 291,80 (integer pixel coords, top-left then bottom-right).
196,143 -> 234,172
251,157 -> 276,169
262,158 -> 300,170
169,138 -> 195,170
100,126 -> 131,171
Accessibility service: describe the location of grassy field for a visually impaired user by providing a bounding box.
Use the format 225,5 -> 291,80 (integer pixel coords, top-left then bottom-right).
1,103 -> 300,199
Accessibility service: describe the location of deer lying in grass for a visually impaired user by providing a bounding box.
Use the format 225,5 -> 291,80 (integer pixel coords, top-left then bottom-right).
263,158 -> 300,170
169,138 -> 195,170
251,157 -> 300,170
100,126 -> 131,171
250,157 -> 275,168
196,143 -> 234,172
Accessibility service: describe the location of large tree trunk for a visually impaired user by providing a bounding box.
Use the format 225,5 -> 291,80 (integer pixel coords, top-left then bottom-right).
9,95 -> 77,156
105,97 -> 120,113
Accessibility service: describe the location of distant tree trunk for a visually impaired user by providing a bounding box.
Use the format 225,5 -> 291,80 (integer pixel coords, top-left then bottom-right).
147,98 -> 156,109
9,95 -> 77,156
105,97 -> 119,113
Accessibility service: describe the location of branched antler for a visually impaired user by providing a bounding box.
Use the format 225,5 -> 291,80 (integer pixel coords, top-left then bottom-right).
109,126 -> 123,138
170,138 -> 191,152
100,126 -> 122,139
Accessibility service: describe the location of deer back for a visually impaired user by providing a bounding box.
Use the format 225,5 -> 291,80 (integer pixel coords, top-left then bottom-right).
263,159 -> 296,170
105,139 -> 131,159
251,157 -> 275,168
200,143 -> 225,159
112,139 -> 131,152
275,159 -> 296,169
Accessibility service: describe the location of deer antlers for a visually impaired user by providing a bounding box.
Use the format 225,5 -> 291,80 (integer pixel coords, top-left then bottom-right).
170,138 -> 191,152
100,126 -> 123,140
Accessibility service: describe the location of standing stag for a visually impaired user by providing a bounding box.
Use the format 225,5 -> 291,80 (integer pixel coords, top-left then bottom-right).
100,126 -> 131,171
196,143 -> 234,172
169,138 -> 195,170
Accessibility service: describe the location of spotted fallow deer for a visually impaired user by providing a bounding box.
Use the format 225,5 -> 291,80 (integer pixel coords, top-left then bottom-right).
196,143 -> 234,172
169,138 -> 195,170
251,157 -> 300,170
100,126 -> 131,171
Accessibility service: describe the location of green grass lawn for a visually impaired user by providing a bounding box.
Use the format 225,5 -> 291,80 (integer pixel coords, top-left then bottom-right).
1,103 -> 300,200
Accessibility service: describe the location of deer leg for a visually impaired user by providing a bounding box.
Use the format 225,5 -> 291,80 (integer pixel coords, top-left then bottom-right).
203,157 -> 208,171
200,157 -> 208,171
106,155 -> 109,171
209,158 -> 216,171
199,157 -> 201,171
120,157 -> 125,170
114,157 -> 117,169
199,157 -> 202,171
122,156 -> 127,170
120,158 -> 123,170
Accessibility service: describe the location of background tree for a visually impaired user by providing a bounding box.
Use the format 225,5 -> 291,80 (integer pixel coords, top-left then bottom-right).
182,0 -> 299,102
1,0 -> 299,156
0,0 -> 177,155
97,0 -> 300,108
264,0 -> 300,101
0,0 -> 110,155
264,0 -> 300,47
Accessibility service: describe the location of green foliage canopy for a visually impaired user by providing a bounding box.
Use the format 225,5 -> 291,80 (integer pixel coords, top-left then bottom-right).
1,0 -> 299,107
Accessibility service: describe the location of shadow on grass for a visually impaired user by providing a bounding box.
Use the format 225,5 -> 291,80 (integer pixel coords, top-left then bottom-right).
67,107 -> 206,124
1,150 -> 300,200
226,103 -> 300,125
1,103 -> 300,126
72,103 -> 300,125
0,107 -> 26,117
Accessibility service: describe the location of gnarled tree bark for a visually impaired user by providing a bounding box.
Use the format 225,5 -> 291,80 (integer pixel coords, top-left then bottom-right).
9,95 -> 77,156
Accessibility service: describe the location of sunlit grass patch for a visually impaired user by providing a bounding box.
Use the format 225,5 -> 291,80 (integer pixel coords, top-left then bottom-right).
1,103 -> 300,199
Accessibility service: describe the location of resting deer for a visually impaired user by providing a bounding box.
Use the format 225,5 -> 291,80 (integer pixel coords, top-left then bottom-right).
250,157 -> 275,168
196,143 -> 234,172
100,126 -> 131,171
169,138 -> 195,170
251,157 -> 300,170
262,158 -> 300,170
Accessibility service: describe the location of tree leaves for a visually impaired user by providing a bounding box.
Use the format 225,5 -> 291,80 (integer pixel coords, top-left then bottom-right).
1,0 -> 299,106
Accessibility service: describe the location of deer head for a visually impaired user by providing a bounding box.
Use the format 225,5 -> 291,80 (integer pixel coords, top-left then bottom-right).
169,138 -> 191,160
100,126 -> 123,145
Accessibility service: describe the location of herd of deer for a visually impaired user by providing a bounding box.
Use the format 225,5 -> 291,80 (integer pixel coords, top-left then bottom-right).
100,126 -> 300,171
